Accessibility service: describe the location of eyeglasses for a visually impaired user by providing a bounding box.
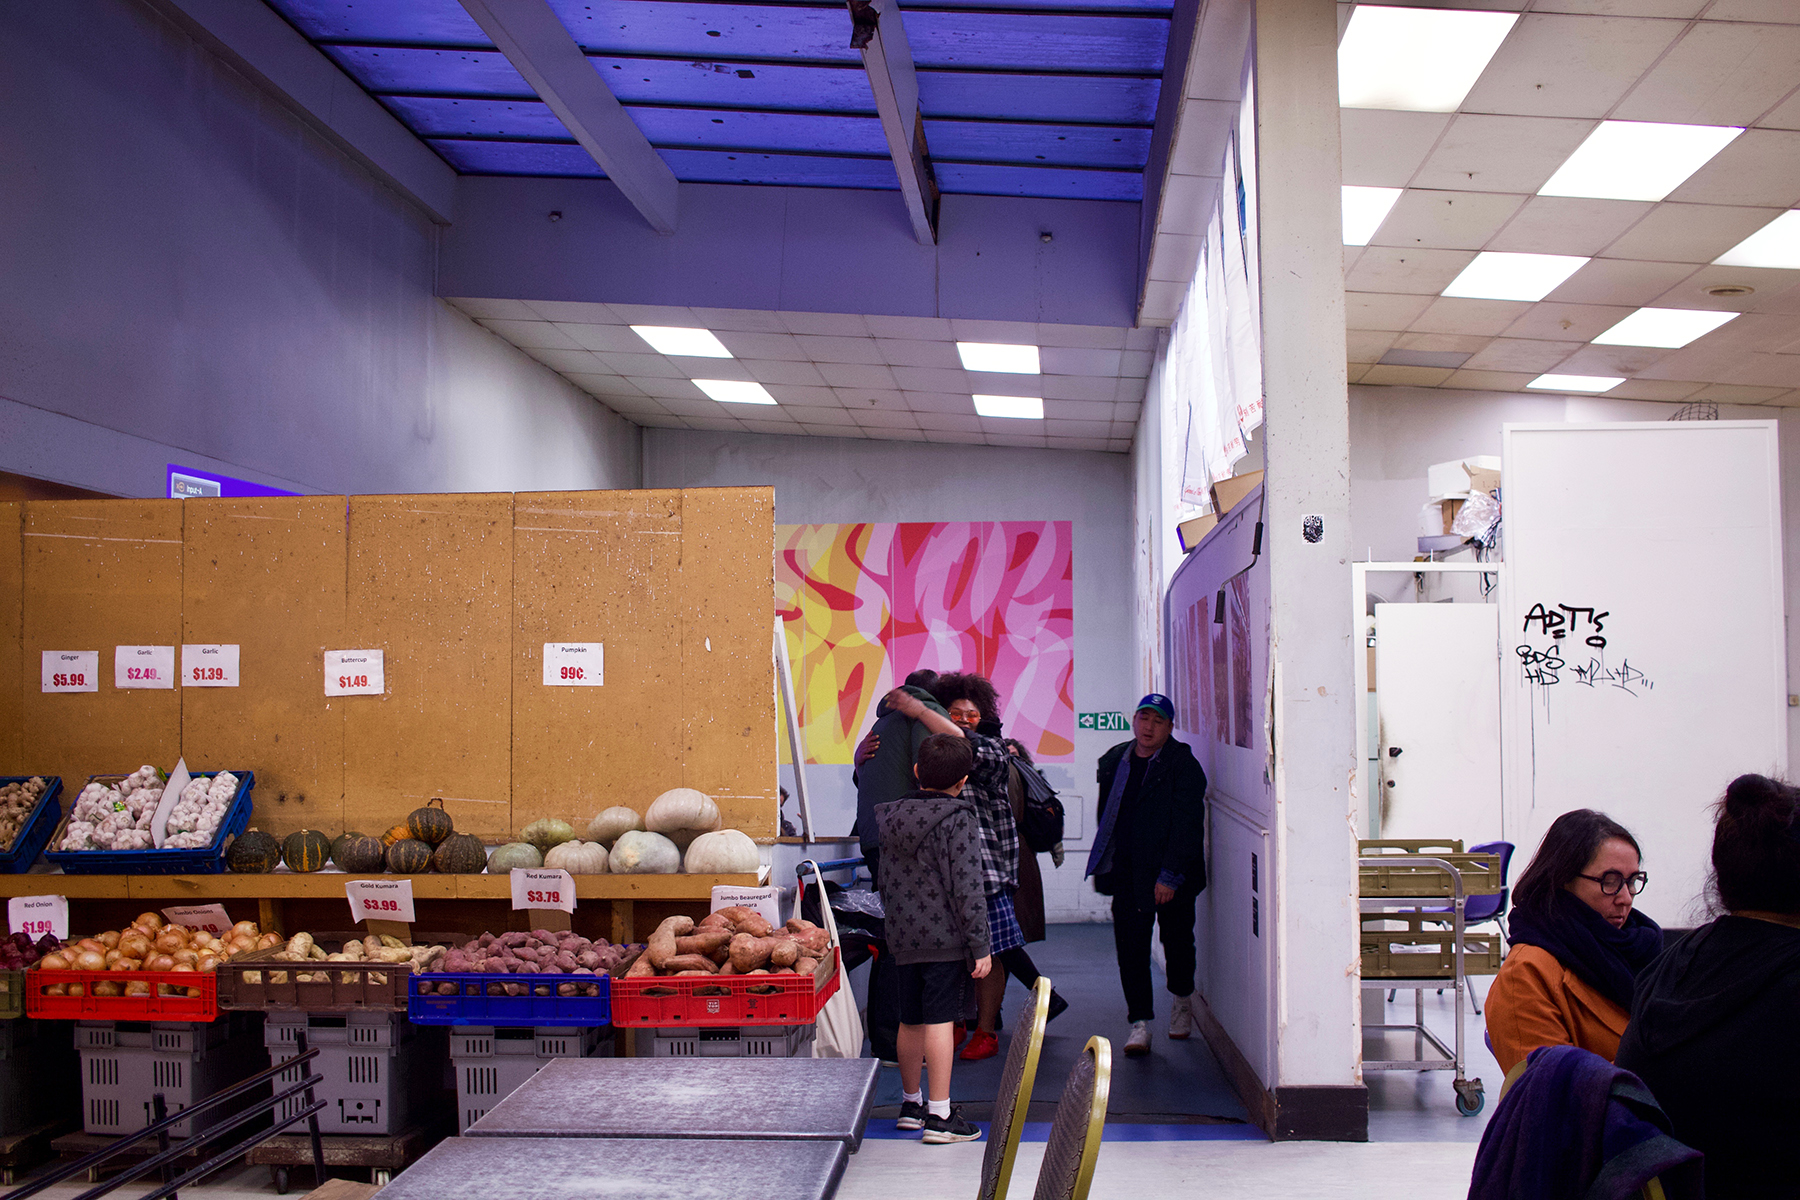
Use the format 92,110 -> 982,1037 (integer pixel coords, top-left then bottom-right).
1578,870 -> 1648,896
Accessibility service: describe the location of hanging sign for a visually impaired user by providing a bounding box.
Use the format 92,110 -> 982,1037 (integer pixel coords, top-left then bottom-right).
8,895 -> 68,941
182,644 -> 240,687
41,651 -> 98,693
542,643 -> 603,686
346,879 -> 416,924
324,649 -> 385,697
115,645 -> 175,689
510,868 -> 576,914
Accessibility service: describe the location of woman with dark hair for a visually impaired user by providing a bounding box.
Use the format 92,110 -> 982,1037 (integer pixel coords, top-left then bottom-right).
1485,809 -> 1664,1073
1616,774 -> 1800,1197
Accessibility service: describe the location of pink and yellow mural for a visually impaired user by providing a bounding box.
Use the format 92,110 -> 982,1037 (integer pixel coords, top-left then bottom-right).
777,522 -> 1075,764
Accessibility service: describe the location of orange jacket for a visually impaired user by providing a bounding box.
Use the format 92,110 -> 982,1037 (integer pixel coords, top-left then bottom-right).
1485,944 -> 1630,1074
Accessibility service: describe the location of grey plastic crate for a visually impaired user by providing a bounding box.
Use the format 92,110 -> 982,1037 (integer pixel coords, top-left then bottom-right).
645,1024 -> 814,1058
77,1017 -> 263,1136
0,1019 -> 78,1137
266,1010 -> 447,1135
450,1025 -> 610,1133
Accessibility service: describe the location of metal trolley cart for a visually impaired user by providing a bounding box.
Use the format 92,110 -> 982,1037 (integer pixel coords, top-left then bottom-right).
1359,841 -> 1503,1116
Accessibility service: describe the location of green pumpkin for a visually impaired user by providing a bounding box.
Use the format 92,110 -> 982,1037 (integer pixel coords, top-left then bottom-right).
406,798 -> 455,846
331,831 -> 367,865
385,838 -> 433,874
487,841 -> 543,872
282,829 -> 331,873
432,832 -> 488,875
228,830 -> 282,874
335,835 -> 387,875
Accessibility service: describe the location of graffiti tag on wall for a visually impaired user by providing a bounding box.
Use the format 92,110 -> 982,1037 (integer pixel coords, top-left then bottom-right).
1516,602 -> 1654,697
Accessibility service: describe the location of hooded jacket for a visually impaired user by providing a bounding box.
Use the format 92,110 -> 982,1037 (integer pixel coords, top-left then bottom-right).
853,685 -> 950,851
1088,737 -> 1208,910
873,789 -> 990,967
1616,915 -> 1800,1199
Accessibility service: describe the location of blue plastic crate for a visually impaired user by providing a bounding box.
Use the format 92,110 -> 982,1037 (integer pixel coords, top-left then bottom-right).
44,771 -> 255,875
0,777 -> 63,874
409,972 -> 612,1027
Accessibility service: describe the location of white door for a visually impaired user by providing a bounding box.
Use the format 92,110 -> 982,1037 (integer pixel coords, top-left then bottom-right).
1375,603 -> 1502,845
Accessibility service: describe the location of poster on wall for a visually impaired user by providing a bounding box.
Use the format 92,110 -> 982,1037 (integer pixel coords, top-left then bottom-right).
1228,574 -> 1253,749
1190,598 -> 1211,739
776,521 -> 1074,763
1211,599 -> 1231,746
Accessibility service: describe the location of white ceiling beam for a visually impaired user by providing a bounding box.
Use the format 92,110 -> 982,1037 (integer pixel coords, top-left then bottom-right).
457,0 -> 679,234
850,0 -> 939,245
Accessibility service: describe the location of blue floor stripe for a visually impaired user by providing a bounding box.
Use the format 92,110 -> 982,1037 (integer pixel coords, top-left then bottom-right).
862,1119 -> 1265,1142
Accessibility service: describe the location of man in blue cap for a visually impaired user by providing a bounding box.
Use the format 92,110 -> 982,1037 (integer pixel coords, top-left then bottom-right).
1086,693 -> 1208,1057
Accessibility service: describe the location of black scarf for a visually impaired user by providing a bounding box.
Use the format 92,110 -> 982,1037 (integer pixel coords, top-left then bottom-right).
1509,889 -> 1664,1011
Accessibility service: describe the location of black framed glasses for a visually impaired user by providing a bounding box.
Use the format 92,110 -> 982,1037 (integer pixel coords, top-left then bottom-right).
1578,870 -> 1648,896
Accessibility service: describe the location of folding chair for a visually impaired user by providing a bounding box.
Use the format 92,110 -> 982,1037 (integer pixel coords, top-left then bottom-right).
977,976 -> 1052,1200
1028,1036 -> 1111,1200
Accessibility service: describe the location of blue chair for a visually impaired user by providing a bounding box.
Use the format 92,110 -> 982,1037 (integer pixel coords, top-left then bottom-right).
1457,840 -> 1514,1015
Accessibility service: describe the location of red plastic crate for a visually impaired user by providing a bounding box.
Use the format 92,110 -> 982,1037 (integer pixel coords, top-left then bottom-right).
24,969 -> 219,1021
609,948 -> 840,1028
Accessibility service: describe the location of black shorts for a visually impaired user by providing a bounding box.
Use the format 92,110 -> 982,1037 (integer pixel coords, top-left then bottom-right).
895,959 -> 969,1026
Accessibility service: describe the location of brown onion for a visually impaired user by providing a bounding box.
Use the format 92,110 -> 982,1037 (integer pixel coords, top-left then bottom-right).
109,958 -> 140,971
74,951 -> 106,971
172,950 -> 198,966
135,912 -> 164,930
39,952 -> 69,970
231,920 -> 259,938
119,934 -> 152,959
97,930 -> 120,949
91,981 -> 121,997
76,938 -> 107,955
154,932 -> 186,954
171,963 -> 195,973
145,954 -> 175,972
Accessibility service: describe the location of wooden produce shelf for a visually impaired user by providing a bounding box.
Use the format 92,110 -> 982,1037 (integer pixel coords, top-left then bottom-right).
0,872 -> 759,900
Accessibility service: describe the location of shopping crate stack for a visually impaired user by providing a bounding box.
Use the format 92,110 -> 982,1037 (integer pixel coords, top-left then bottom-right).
74,1016 -> 265,1136
450,1025 -> 611,1133
265,1011 -> 445,1135
0,1011 -> 78,1139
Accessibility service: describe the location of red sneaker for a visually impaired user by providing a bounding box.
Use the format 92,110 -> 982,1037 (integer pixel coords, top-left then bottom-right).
959,1030 -> 999,1061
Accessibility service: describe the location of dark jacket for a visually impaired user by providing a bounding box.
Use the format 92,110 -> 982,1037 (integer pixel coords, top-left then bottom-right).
1617,915 -> 1800,1199
873,789 -> 990,966
853,685 -> 950,850
1089,737 -> 1207,910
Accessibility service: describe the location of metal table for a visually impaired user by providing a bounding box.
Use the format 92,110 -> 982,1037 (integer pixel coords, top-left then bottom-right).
463,1057 -> 881,1149
375,1136 -> 849,1200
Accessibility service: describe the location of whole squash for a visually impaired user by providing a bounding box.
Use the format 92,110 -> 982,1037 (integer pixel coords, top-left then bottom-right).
544,839 -> 610,874
381,823 -> 412,848
432,832 -> 488,875
518,818 -> 578,854
331,831 -> 368,865
282,829 -> 332,873
385,838 -> 433,874
586,806 -> 642,847
609,829 -> 681,874
335,834 -> 387,875
406,798 -> 454,846
683,828 -> 760,875
487,842 -> 543,872
228,830 -> 281,874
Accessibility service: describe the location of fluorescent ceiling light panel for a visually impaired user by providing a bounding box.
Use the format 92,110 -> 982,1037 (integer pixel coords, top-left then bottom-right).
630,326 -> 733,358
973,395 -> 1044,419
956,342 -> 1041,374
1442,251 -> 1588,302
1715,210 -> 1800,269
1527,373 -> 1624,393
693,379 -> 777,405
1593,307 -> 1739,349
1538,121 -> 1743,202
1342,186 -> 1403,246
1337,6 -> 1517,112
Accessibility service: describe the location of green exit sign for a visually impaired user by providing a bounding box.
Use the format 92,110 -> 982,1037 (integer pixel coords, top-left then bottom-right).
1078,711 -> 1129,732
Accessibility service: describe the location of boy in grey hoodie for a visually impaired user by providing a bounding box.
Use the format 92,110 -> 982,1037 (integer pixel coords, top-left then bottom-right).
874,733 -> 992,1144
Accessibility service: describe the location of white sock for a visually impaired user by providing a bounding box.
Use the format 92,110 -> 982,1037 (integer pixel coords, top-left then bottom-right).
903,1090 -> 923,1106
927,1099 -> 951,1119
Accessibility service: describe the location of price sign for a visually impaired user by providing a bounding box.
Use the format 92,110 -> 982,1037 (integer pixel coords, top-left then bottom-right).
181,644 -> 241,688
323,649 -> 385,697
510,868 -> 576,914
41,650 -> 98,694
9,895 -> 68,941
115,645 -> 176,690
161,903 -> 232,935
542,643 -> 603,687
345,878 -> 415,924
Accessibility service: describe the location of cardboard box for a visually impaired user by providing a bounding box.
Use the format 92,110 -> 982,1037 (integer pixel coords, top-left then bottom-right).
1439,497 -> 1465,535
1210,470 -> 1264,518
1177,513 -> 1218,553
1427,456 -> 1500,500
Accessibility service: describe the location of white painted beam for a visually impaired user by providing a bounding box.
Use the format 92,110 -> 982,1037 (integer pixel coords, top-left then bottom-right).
457,0 -> 679,234
850,0 -> 939,245
143,0 -> 457,223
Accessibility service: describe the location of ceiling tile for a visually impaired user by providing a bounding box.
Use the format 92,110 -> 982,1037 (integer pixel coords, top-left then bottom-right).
1107,438 -> 1134,452
1611,23 -> 1800,126
1408,297 -> 1534,336
1488,197 -> 1654,256
1527,0 -> 1706,14
590,393 -> 668,415
1544,259 -> 1700,305
632,414 -> 687,429
1039,323 -> 1129,350
525,300 -> 617,323
981,429 -> 1049,448
1347,363 -> 1373,384
1393,332 -> 1492,354
1607,379 -> 1707,400
593,351 -> 684,378
950,318 -> 1041,344
834,387 -> 905,408
1551,344 -> 1673,375
690,308 -> 791,333
1149,234 -> 1205,282
1042,375 -> 1119,402
479,319 -> 583,350
1124,327 -> 1161,351
1665,130 -> 1800,207
1155,172 -> 1221,239
1358,364 -> 1457,386
564,373 -> 635,396
1345,291 -> 1436,330
779,311 -> 870,336
891,365 -> 972,392
1758,89 -> 1800,130
684,416 -> 749,432
1597,202 -> 1784,263
915,412 -> 985,432
659,397 -> 732,417
763,384 -> 840,406
1348,329 -> 1399,363
967,372 -> 1047,397
1412,115 -> 1596,194
795,335 -> 886,364
864,315 -> 955,340
558,324 -> 648,353
1168,99 -> 1238,178
740,418 -> 804,435
1044,399 -> 1114,421
1045,418 -> 1114,437
1120,349 -> 1154,376
1503,302 -> 1637,340
1115,376 -> 1149,403
1657,265 -> 1800,314
851,407 -> 920,429
902,391 -> 982,414
861,428 -> 929,443
450,297 -> 540,321
1049,437 -> 1117,452
524,346 -> 605,373
876,339 -> 960,369
1694,383 -> 1794,402
713,331 -> 809,360
788,406 -> 860,425
745,359 -> 829,387
607,304 -> 701,326
816,362 -> 897,389
1042,347 -> 1124,376
1138,280 -> 1185,325
668,355 -> 753,381
1344,247 -> 1477,295
1370,190 -> 1527,252
1462,15 -> 1682,119
1340,110 -> 1453,188
1441,369 -> 1542,391
628,377 -> 707,400
1708,1 -> 1800,21
1462,338 -> 1585,372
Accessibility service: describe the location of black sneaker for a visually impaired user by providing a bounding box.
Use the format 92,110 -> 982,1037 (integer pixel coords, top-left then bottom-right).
1047,991 -> 1069,1024
895,1101 -> 926,1131
923,1105 -> 983,1144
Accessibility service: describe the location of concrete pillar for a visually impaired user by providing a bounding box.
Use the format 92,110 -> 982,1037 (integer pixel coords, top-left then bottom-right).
1255,0 -> 1364,1139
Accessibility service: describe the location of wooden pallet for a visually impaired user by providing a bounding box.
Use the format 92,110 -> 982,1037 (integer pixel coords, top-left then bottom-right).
50,1128 -> 234,1184
0,1118 -> 78,1185
247,1124 -> 442,1194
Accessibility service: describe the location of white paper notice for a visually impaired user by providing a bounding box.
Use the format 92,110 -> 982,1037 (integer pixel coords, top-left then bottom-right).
345,878 -> 415,924
161,903 -> 232,936
509,868 -> 576,914
711,886 -> 781,931
182,644 -> 240,688
115,645 -> 175,690
8,895 -> 68,941
543,642 -> 603,687
324,649 -> 385,697
150,759 -> 191,849
41,651 -> 98,694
